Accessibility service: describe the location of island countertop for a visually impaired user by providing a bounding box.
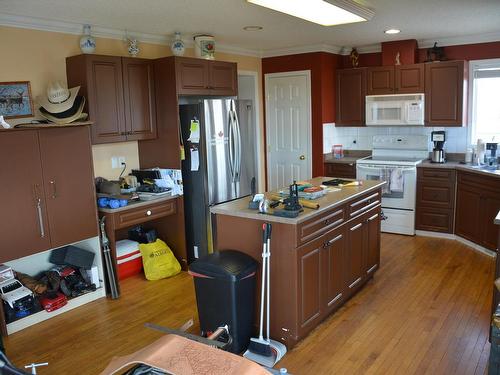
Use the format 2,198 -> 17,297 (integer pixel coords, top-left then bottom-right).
210,177 -> 385,224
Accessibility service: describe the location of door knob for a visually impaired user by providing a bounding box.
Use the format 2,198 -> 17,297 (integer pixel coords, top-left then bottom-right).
299,155 -> 305,160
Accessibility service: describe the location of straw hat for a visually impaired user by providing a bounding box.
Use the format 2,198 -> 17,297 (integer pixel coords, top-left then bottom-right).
37,81 -> 80,114
39,96 -> 87,124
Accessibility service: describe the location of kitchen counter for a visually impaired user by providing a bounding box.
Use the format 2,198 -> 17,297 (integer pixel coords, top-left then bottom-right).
324,150 -> 371,164
418,159 -> 500,178
210,177 -> 385,224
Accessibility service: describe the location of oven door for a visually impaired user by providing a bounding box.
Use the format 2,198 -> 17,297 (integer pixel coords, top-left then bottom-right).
356,164 -> 417,210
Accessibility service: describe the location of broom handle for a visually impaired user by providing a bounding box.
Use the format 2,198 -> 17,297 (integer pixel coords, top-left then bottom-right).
258,228 -> 267,340
266,223 -> 272,341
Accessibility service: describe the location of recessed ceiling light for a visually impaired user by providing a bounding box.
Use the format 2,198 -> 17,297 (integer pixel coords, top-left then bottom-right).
384,29 -> 401,34
243,25 -> 264,31
247,0 -> 374,27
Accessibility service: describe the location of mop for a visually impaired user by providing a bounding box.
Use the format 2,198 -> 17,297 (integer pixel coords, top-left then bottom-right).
244,223 -> 287,367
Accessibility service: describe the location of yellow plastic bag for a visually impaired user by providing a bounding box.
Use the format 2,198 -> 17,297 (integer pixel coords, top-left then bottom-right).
139,239 -> 181,280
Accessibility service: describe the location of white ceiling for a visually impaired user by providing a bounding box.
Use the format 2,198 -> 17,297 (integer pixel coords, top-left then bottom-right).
1,0 -> 500,56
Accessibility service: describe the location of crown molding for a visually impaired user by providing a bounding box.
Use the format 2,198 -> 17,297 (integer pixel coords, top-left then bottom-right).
261,43 -> 343,58
0,12 -> 262,57
417,31 -> 500,49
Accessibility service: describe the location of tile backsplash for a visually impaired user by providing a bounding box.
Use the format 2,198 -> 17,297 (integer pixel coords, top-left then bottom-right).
323,123 -> 468,154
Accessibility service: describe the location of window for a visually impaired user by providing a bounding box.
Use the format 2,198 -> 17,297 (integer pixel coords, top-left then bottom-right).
470,59 -> 500,144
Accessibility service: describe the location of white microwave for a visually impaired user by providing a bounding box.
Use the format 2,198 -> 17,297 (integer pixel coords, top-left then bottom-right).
366,94 -> 425,126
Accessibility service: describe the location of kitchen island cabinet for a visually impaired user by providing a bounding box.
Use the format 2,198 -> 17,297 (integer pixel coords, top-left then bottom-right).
211,178 -> 384,348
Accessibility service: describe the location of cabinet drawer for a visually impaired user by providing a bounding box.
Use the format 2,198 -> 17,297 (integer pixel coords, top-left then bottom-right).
115,200 -> 176,229
418,185 -> 454,208
418,167 -> 455,182
297,206 -> 345,246
416,207 -> 453,233
458,170 -> 500,194
324,163 -> 356,179
348,190 -> 381,218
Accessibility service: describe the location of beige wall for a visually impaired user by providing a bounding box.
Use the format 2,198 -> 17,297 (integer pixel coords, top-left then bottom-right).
0,26 -> 264,186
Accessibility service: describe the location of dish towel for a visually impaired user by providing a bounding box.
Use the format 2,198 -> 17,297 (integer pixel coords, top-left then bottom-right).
390,168 -> 404,192
379,168 -> 392,195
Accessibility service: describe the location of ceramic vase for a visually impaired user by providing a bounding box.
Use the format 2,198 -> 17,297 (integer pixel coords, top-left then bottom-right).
80,24 -> 96,54
171,32 -> 185,56
127,38 -> 140,57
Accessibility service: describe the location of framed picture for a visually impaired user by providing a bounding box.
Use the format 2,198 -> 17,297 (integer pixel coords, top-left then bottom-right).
0,81 -> 34,119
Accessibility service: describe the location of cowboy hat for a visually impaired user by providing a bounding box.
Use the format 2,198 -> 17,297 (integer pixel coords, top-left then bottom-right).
39,96 -> 87,124
37,81 -> 80,114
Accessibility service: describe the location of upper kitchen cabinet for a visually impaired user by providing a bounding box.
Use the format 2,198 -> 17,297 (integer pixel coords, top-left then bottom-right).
66,54 -> 157,144
425,60 -> 468,127
367,64 -> 424,95
336,68 -> 366,126
175,57 -> 238,96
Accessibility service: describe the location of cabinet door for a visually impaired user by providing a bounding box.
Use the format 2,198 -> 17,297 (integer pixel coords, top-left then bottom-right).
455,185 -> 481,244
345,216 -> 365,292
297,239 -> 322,334
480,194 -> 500,251
175,57 -> 209,95
367,66 -> 394,95
0,131 -> 51,261
322,227 -> 345,312
425,61 -> 467,126
122,58 -> 157,141
366,211 -> 381,275
39,127 -> 98,248
336,68 -> 366,126
209,61 -> 238,96
395,64 -> 424,93
86,55 -> 127,143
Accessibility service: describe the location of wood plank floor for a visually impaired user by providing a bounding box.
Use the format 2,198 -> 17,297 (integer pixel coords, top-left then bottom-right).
4,234 -> 495,374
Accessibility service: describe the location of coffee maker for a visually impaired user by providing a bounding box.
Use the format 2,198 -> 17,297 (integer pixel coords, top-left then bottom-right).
431,131 -> 446,163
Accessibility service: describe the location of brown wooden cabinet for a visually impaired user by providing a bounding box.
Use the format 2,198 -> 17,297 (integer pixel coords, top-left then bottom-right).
0,126 -> 98,262
66,55 -> 157,144
366,64 -> 424,95
336,68 -> 366,126
425,60 -> 468,126
324,162 -> 356,179
416,167 -> 456,233
322,227 -> 345,313
346,215 -> 365,292
455,170 -> 500,251
175,57 -> 237,96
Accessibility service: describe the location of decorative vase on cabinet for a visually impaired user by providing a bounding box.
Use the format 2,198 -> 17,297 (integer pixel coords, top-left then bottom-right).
171,32 -> 185,56
80,24 -> 96,54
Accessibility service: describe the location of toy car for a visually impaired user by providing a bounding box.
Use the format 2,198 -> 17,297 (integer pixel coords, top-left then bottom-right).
39,292 -> 67,312
0,278 -> 36,319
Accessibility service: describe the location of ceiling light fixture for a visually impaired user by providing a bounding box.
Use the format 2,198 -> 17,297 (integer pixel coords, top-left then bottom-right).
246,0 -> 374,26
384,29 -> 401,34
243,25 -> 264,31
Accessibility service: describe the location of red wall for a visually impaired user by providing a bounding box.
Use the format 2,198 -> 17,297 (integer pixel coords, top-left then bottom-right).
262,52 -> 340,178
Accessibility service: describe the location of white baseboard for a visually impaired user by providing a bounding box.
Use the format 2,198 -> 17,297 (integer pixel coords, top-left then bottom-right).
415,230 -> 496,258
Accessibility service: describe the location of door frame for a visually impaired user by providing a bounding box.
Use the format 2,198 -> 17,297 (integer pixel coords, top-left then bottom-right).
264,70 -> 312,190
238,70 -> 264,192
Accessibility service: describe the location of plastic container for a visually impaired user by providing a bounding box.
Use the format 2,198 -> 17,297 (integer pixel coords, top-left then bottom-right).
332,144 -> 344,159
193,34 -> 215,59
189,250 -> 257,353
116,240 -> 142,280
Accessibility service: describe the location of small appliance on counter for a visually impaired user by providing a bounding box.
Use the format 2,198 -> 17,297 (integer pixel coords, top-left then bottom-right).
486,142 -> 498,167
431,131 -> 446,163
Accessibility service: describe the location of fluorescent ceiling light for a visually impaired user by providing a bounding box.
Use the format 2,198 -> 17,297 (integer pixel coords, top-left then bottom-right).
384,29 -> 401,34
247,0 -> 374,26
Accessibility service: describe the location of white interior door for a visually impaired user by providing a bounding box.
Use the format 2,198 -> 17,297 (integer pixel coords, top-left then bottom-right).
265,71 -> 311,191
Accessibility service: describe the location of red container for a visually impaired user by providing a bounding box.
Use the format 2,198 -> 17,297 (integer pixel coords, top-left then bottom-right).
116,240 -> 143,280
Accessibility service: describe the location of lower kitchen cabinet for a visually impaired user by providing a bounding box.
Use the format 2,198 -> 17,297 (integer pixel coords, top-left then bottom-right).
346,216 -> 365,292
366,210 -> 381,275
324,162 -> 356,179
455,170 -> 500,251
322,227 -> 345,313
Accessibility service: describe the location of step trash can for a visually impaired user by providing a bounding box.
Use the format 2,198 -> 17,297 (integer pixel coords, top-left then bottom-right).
189,250 -> 257,354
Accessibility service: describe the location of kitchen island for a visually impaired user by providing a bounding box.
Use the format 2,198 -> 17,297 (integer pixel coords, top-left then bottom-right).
211,177 -> 385,348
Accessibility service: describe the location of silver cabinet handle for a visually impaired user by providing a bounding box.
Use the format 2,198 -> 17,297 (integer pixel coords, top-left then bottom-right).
50,180 -> 57,198
36,198 -> 45,238
349,277 -> 362,289
325,234 -> 343,247
368,213 -> 379,221
350,223 -> 363,231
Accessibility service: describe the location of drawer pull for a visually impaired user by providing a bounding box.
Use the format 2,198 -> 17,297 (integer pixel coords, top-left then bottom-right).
325,234 -> 343,247
367,264 -> 378,274
349,277 -> 362,289
146,210 -> 152,216
368,213 -> 379,221
327,293 -> 343,307
350,200 -> 380,217
350,223 -> 363,231
350,193 -> 379,208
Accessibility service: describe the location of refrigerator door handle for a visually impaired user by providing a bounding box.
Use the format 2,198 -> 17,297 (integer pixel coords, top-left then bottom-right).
228,108 -> 236,182
233,106 -> 242,183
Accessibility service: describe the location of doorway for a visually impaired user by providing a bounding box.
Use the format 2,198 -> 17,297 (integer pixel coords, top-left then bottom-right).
265,71 -> 312,191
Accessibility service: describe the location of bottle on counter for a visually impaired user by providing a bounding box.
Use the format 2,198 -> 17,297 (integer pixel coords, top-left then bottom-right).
465,147 -> 473,164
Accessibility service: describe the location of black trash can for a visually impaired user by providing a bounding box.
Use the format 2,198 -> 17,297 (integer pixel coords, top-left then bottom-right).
189,250 -> 257,353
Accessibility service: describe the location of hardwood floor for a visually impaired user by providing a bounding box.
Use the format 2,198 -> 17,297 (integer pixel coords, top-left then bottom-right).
4,234 -> 495,374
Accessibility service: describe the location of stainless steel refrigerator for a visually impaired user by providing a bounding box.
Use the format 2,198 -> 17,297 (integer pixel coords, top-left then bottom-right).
180,98 -> 257,262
